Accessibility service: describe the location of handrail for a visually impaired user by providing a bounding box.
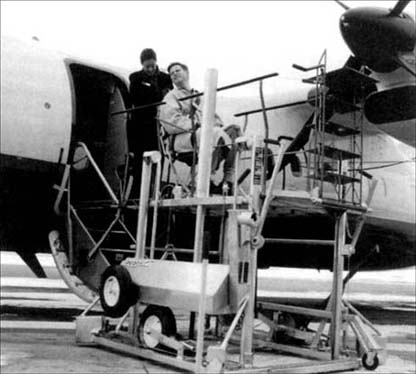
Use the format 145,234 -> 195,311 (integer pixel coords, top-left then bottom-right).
256,140 -> 290,236
75,142 -> 119,204
292,63 -> 325,72
111,72 -> 279,116
53,164 -> 70,215
259,79 -> 270,194
111,101 -> 165,116
234,99 -> 309,117
181,72 -> 279,100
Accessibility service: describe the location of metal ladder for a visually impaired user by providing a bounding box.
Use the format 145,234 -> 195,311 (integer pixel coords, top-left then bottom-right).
296,50 -> 377,206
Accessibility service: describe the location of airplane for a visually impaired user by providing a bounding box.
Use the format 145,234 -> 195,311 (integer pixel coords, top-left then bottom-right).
0,1 -> 414,297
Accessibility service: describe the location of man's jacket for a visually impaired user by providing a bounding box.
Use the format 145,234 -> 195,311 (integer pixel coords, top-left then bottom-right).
159,87 -> 224,152
129,68 -> 172,122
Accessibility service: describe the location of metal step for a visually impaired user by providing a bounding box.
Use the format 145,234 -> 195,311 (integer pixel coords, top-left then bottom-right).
127,245 -> 221,256
265,238 -> 334,246
324,121 -> 360,137
305,67 -> 378,101
304,67 -> 378,114
101,248 -> 136,253
309,171 -> 360,185
307,145 -> 360,160
326,67 -> 378,98
87,228 -> 129,235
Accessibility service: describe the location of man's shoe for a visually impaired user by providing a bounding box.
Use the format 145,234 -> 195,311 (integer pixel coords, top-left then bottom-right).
210,181 -> 233,196
210,181 -> 222,195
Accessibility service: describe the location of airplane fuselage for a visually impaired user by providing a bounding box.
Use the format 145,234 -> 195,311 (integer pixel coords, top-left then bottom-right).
1,35 -> 415,272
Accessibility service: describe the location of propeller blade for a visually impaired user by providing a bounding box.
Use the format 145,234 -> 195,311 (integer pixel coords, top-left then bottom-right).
389,0 -> 411,16
334,0 -> 350,11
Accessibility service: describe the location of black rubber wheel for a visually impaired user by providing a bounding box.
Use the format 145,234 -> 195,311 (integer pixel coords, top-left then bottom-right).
138,305 -> 177,349
362,353 -> 379,371
99,265 -> 138,318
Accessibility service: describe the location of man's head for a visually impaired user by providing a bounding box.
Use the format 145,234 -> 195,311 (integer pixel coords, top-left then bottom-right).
167,62 -> 189,89
140,48 -> 157,76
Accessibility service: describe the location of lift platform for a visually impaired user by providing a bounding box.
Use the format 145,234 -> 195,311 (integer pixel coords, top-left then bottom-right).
50,56 -> 385,373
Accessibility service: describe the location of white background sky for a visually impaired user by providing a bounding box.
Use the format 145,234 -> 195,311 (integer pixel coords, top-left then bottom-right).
1,1 -> 414,91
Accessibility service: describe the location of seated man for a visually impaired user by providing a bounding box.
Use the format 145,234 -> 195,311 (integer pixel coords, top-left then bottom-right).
158,62 -> 240,194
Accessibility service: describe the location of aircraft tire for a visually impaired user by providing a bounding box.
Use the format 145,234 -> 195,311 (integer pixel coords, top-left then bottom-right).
138,305 -> 177,349
99,265 -> 137,318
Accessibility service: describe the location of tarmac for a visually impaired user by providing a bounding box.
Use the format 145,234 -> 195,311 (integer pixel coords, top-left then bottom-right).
1,252 -> 415,373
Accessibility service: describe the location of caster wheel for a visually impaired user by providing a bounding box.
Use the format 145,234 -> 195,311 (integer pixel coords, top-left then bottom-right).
99,265 -> 137,318
138,305 -> 177,349
362,353 -> 379,371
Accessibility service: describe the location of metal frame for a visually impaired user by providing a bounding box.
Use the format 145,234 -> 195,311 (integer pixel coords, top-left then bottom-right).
293,51 -> 366,205
76,131 -> 378,373
52,141 -> 138,278
70,67 -> 383,373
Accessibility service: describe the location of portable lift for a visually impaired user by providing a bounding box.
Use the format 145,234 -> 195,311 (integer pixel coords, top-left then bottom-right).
53,57 -> 385,373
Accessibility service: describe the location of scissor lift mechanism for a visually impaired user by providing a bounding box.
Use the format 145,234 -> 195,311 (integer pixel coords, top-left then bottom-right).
53,59 -> 385,373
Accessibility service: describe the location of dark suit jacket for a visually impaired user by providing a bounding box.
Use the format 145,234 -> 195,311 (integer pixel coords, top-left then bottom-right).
128,68 -> 172,152
129,68 -> 172,122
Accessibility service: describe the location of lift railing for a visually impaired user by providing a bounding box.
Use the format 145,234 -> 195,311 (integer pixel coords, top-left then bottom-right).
110,72 -> 279,117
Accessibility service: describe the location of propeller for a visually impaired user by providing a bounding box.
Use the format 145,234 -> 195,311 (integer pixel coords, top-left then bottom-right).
334,0 -> 349,11
338,0 -> 415,74
335,0 -> 416,126
389,0 -> 411,16
335,0 -> 412,15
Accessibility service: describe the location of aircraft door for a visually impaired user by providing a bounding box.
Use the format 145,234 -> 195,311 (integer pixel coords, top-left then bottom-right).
67,62 -> 129,202
102,85 -> 128,196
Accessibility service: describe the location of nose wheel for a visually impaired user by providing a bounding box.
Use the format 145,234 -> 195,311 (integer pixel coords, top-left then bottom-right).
138,305 -> 177,349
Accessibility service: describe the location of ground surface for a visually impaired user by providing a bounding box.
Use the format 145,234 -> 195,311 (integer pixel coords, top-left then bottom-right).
1,252 -> 415,373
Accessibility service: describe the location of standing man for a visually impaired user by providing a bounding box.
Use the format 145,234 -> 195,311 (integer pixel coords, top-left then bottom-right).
128,48 -> 172,191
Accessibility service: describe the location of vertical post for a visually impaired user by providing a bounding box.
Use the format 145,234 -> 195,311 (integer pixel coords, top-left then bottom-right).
135,151 -> 159,259
128,304 -> 140,335
195,259 -> 209,371
67,172 -> 74,267
256,140 -> 289,235
246,136 -> 263,361
259,80 -> 269,196
233,147 -> 240,210
249,136 -> 264,214
318,50 -> 327,198
193,68 -> 218,262
331,211 -> 347,359
150,158 -> 162,259
240,242 -> 256,366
